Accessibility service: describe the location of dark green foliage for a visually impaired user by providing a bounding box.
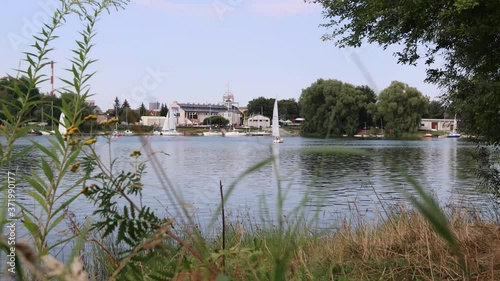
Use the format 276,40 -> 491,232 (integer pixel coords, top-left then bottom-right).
247,97 -> 274,117
113,97 -> 121,117
423,100 -> 446,119
474,146 -> 500,198
159,103 -> 169,117
313,0 -> 500,144
375,81 -> 429,136
247,97 -> 300,120
450,78 -> 500,144
0,76 -> 42,122
138,102 -> 148,117
299,79 -> 376,137
203,116 -> 229,127
84,159 -> 162,250
277,98 -> 300,120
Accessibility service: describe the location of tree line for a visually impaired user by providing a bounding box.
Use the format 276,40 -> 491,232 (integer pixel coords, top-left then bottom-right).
298,79 -> 447,137
0,77 -> 172,128
1,76 -> 448,135
246,82 -> 450,137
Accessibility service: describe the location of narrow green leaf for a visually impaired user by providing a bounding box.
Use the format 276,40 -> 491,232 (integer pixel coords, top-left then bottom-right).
23,174 -> 48,197
22,213 -> 40,238
32,141 -> 60,165
47,212 -> 66,234
34,41 -> 41,51
26,190 -> 49,213
41,158 -> 54,183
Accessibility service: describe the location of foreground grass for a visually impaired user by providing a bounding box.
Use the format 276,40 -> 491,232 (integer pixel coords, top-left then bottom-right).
85,205 -> 500,280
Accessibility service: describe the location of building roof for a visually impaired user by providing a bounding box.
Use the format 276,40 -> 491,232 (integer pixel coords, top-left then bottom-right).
176,103 -> 242,114
177,103 -> 227,111
248,114 -> 270,121
421,118 -> 455,122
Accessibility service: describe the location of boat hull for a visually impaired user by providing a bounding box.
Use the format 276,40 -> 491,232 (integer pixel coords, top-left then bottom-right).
160,131 -> 183,136
224,132 -> 246,137
203,131 -> 223,136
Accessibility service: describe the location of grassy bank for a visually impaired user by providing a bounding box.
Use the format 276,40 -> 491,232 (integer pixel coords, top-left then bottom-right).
83,205 -> 500,280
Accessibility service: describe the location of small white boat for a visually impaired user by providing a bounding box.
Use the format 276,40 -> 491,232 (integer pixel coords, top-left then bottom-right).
272,99 -> 283,143
447,115 -> 461,138
203,129 -> 223,137
224,128 -> 246,137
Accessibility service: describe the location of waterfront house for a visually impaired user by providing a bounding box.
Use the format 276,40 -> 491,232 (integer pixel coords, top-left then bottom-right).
420,118 -> 457,132
247,114 -> 270,128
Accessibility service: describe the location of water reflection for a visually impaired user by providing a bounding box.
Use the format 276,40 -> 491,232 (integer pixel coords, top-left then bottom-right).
1,136 -> 492,228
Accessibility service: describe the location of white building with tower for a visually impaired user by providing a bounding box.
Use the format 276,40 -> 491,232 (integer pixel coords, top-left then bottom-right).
168,87 -> 243,126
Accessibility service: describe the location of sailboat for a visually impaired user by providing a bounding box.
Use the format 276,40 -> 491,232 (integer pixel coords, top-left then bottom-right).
272,99 -> 283,143
447,115 -> 461,138
112,121 -> 121,138
161,111 -> 182,136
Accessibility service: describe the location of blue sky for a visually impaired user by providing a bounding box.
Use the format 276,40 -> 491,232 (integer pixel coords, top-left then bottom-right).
0,0 -> 443,110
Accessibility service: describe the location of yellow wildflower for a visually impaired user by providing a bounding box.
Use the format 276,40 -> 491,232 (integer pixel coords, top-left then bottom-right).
84,114 -> 97,121
81,186 -> 88,194
106,118 -> 119,125
83,138 -> 97,145
130,150 -> 141,157
69,162 -> 80,172
81,184 -> 97,195
64,125 -> 79,136
98,120 -> 108,125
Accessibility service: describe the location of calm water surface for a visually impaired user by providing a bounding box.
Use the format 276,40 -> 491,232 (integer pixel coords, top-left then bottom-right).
6,135 -> 492,225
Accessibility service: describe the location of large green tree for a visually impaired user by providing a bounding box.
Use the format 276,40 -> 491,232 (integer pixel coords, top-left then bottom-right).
312,0 -> 500,143
299,79 -> 376,136
423,100 -> 446,119
376,81 -> 428,136
278,98 -> 300,120
159,103 -> 169,117
247,97 -> 274,118
247,97 -> 300,120
138,102 -> 148,117
113,97 -> 121,118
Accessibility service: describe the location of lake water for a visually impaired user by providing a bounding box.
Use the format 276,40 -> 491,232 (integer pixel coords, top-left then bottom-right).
6,135 -> 494,224
1,135 -> 497,265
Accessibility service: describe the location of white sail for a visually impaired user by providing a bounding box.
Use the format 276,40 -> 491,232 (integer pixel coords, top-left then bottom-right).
169,111 -> 176,131
162,112 -> 171,131
272,99 -> 283,143
58,112 -> 67,135
272,99 -> 280,137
